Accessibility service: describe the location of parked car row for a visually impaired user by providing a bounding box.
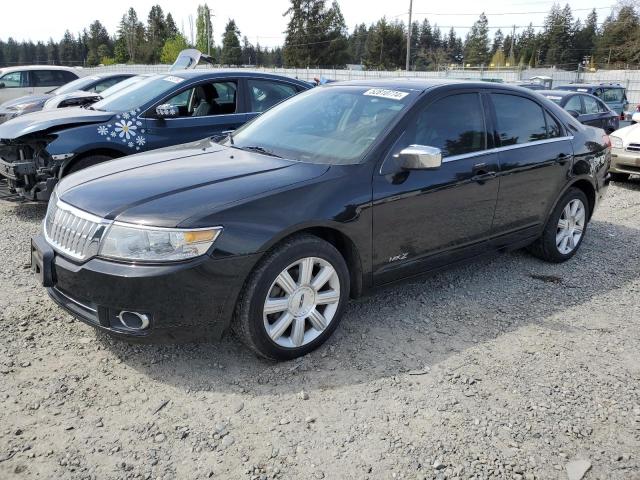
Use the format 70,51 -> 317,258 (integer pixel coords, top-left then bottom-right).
22,78 -> 611,360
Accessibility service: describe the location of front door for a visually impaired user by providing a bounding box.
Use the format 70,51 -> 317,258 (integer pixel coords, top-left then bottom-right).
372,91 -> 499,285
144,79 -> 249,149
489,92 -> 573,241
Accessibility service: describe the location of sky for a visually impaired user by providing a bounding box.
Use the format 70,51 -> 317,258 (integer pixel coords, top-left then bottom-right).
0,0 -> 616,49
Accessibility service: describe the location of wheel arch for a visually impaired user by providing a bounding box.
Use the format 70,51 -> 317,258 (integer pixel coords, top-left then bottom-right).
60,148 -> 127,177
259,225 -> 364,299
568,178 -> 596,220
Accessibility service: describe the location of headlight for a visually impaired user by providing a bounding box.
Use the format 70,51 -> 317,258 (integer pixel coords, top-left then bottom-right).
8,101 -> 40,111
610,136 -> 623,149
99,223 -> 222,262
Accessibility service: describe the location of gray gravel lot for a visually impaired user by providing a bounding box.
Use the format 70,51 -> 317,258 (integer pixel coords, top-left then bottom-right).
0,180 -> 639,480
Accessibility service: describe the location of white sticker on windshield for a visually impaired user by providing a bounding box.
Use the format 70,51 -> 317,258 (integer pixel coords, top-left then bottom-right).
577,88 -> 588,92
546,96 -> 562,101
163,75 -> 184,84
363,88 -> 409,100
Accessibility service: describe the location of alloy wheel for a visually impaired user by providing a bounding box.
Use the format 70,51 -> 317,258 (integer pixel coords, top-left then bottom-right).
556,198 -> 586,255
263,257 -> 341,348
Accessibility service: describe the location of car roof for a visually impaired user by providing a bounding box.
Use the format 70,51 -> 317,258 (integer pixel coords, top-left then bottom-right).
167,69 -> 311,86
84,72 -> 137,79
0,65 -> 80,73
556,83 -> 624,90
539,90 -> 574,97
323,78 -> 546,94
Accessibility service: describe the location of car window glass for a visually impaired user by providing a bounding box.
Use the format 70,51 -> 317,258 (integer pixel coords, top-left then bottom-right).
583,95 -> 600,114
62,71 -> 78,82
492,94 -> 548,145
564,95 -> 583,114
597,100 -> 609,112
91,77 -> 125,93
248,79 -> 298,113
408,93 -> 486,157
94,75 -> 187,113
33,70 -> 65,87
0,71 -> 24,87
602,88 -> 623,102
545,112 -> 562,138
163,81 -> 237,117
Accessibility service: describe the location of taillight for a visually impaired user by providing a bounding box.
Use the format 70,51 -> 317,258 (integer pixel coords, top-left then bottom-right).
603,134 -> 611,149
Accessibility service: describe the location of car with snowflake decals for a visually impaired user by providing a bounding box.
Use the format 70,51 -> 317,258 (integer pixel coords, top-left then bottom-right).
0,70 -> 311,201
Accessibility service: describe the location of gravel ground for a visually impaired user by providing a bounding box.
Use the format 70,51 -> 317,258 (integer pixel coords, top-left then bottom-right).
0,179 -> 639,480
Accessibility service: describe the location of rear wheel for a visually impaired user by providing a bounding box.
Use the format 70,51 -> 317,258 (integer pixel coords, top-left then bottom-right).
65,155 -> 113,175
233,235 -> 350,360
528,188 -> 589,263
610,172 -> 630,182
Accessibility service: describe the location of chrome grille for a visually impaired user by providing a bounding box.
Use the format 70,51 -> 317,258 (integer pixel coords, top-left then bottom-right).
43,194 -> 109,261
627,143 -> 640,152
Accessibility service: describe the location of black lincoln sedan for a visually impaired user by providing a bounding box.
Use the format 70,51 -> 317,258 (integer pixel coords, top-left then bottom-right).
539,90 -> 620,133
31,80 -> 610,360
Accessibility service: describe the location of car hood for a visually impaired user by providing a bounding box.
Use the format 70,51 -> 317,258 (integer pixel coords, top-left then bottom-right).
0,94 -> 51,110
43,91 -> 101,109
57,139 -> 330,227
0,107 -> 113,140
611,124 -> 640,145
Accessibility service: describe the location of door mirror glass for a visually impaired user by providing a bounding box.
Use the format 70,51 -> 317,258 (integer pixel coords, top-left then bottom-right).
155,104 -> 179,119
397,145 -> 442,170
566,109 -> 580,118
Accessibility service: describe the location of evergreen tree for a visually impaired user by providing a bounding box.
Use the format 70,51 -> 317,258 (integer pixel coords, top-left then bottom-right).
195,4 -> 214,54
145,5 -> 169,63
543,3 -> 575,66
464,13 -> 490,65
221,19 -> 242,65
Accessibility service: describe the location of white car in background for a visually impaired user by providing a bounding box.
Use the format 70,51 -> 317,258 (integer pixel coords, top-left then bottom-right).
0,66 -> 80,103
609,112 -> 640,181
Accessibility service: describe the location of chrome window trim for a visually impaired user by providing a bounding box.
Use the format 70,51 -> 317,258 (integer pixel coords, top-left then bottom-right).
442,136 -> 574,163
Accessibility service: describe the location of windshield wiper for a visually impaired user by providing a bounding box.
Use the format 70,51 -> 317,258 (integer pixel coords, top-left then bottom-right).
236,145 -> 282,158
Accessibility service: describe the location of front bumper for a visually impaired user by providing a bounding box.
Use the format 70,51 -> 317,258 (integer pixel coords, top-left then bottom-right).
610,149 -> 640,175
31,234 -> 260,342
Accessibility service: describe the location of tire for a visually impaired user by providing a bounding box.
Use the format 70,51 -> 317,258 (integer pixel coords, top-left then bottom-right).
65,155 -> 113,175
528,188 -> 589,263
610,172 -> 630,182
233,234 -> 350,361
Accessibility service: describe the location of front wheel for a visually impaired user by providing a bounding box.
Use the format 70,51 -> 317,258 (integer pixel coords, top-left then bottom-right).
233,235 -> 350,360
528,188 -> 589,263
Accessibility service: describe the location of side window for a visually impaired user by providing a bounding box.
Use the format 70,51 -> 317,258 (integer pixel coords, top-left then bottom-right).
248,79 -> 298,113
582,95 -> 600,114
492,94 -> 548,145
61,71 -> 78,83
0,71 -> 25,88
33,70 -> 65,87
564,95 -> 583,114
602,88 -> 623,103
162,81 -> 237,118
410,93 -> 486,158
597,100 -> 610,112
545,112 -> 562,138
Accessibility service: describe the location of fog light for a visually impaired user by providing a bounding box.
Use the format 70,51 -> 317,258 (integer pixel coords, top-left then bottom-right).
116,311 -> 150,330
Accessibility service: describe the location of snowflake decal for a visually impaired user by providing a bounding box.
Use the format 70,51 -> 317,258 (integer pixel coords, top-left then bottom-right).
97,112 -> 147,151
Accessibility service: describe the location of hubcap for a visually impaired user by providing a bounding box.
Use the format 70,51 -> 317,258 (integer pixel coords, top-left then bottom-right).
556,198 -> 586,255
263,257 -> 341,348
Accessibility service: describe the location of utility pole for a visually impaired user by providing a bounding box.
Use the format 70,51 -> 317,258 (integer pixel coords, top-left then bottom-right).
405,0 -> 413,71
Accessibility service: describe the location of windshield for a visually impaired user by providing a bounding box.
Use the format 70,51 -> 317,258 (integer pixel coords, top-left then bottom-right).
228,86 -> 414,165
99,75 -> 147,98
51,76 -> 100,95
92,75 -> 185,112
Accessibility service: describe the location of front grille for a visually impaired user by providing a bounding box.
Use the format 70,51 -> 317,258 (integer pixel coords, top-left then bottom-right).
43,194 -> 109,261
626,143 -> 640,152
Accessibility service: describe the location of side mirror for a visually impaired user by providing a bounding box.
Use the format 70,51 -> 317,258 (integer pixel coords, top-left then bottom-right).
396,145 -> 442,170
155,104 -> 179,119
567,109 -> 580,118
632,112 -> 640,124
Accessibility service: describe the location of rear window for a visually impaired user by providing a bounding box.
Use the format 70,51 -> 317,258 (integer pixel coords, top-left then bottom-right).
601,88 -> 624,103
32,70 -> 68,87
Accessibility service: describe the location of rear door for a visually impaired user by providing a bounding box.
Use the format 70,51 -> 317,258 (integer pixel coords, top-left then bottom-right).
579,94 -> 605,129
490,92 -> 573,243
372,90 -> 500,284
0,70 -> 30,102
144,78 -> 249,149
31,70 -> 69,95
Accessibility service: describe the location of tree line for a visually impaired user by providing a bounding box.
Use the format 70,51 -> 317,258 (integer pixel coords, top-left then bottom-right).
0,1 -> 638,71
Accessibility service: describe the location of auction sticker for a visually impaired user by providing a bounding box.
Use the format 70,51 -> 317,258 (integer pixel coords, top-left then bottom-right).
163,75 -> 184,84
363,88 -> 409,100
